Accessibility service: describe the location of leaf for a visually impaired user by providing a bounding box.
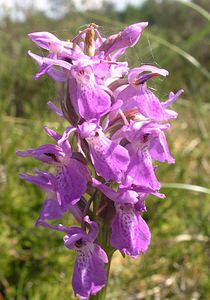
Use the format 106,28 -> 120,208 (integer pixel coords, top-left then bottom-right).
161,183 -> 210,195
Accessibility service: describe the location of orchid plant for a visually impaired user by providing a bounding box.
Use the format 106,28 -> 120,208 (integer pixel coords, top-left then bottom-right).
17,23 -> 183,300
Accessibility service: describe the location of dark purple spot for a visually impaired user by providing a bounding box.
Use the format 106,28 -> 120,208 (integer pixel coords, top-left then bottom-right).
75,238 -> 84,248
44,152 -> 59,162
143,133 -> 150,143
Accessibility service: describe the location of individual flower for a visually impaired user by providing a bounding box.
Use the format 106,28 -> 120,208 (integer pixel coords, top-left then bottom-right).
111,202 -> 151,258
116,65 -> 183,122
78,121 -> 130,183
28,31 -> 86,80
92,178 -> 157,258
112,120 -> 174,189
19,171 -> 82,222
68,62 -> 112,121
17,127 -> 90,206
37,216 -> 108,300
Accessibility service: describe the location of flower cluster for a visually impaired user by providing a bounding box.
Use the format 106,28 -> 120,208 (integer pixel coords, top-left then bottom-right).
17,23 -> 183,299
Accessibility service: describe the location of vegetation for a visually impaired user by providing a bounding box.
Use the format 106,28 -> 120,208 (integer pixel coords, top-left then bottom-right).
0,0 -> 210,299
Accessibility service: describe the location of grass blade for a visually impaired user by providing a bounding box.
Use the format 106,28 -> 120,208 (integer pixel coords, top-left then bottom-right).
162,183 -> 210,195
148,32 -> 210,80
176,0 -> 210,22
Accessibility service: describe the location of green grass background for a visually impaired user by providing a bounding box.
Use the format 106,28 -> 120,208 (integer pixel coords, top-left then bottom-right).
0,0 -> 210,299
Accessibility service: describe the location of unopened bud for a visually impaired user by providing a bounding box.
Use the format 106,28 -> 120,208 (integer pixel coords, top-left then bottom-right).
85,23 -> 96,56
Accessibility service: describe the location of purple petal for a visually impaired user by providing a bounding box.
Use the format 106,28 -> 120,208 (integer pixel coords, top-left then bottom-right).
72,243 -> 107,299
162,89 -> 184,108
110,204 -> 151,258
57,126 -> 75,154
98,22 -> 148,56
38,198 -> 65,220
164,109 -> 178,120
125,147 -> 160,190
117,84 -> 171,122
111,47 -> 127,60
87,132 -> 130,183
46,67 -> 67,82
121,22 -> 148,47
28,51 -> 72,79
43,126 -> 62,141
63,233 -> 88,249
28,32 -> 60,50
69,65 -> 111,121
92,178 -> 139,204
28,32 -> 85,59
93,244 -> 108,264
56,159 -> 88,205
84,216 -> 99,242
150,131 -> 175,164
37,220 -> 84,236
19,171 -> 54,190
16,144 -> 65,164
47,101 -> 64,118
128,65 -> 168,84
135,85 -> 167,121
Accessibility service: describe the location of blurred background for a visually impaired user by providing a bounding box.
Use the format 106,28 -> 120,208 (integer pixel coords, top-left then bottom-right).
0,0 -> 210,299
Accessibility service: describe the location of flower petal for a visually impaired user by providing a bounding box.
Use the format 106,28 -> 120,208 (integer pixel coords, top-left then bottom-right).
98,22 -> 148,56
125,147 -> 160,190
28,31 -> 61,50
87,132 -> 130,183
110,204 -> 151,258
16,144 -> 64,164
56,159 -> 88,205
150,131 -> 175,164
38,199 -> 65,220
84,216 -> 99,242
69,65 -> 111,121
128,65 -> 168,84
92,178 -> 139,204
72,244 -> 107,299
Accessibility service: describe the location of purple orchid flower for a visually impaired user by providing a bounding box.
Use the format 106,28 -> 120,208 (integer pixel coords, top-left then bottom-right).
92,178 -> 155,258
19,171 -> 82,222
37,216 -> 108,300
116,65 -> 183,122
112,120 -> 174,189
68,62 -> 111,121
111,202 -> 151,258
29,47 -> 113,121
78,121 -> 130,183
28,31 -> 87,81
28,31 -> 63,50
20,171 -> 66,220
28,50 -> 72,81
123,121 -> 175,163
17,127 -> 90,206
92,179 -> 165,258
